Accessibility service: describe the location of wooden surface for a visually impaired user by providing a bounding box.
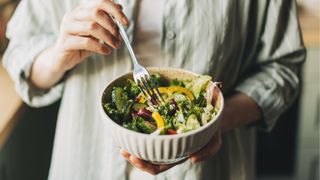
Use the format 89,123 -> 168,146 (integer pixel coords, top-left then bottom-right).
0,62 -> 23,149
299,7 -> 320,47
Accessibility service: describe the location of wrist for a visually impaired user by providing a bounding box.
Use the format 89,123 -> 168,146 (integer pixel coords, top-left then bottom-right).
48,45 -> 68,75
220,101 -> 235,133
30,46 -> 66,90
220,92 -> 262,132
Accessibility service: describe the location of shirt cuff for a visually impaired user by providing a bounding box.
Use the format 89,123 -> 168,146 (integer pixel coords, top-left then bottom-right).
234,76 -> 289,132
15,35 -> 64,107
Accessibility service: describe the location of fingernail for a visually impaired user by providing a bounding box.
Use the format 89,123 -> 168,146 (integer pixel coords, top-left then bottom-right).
121,154 -> 127,159
122,17 -> 129,25
102,46 -> 110,54
120,149 -> 129,158
117,42 -> 122,48
129,156 -> 136,162
113,41 -> 119,49
129,156 -> 143,168
121,155 -> 129,161
115,4 -> 123,10
190,157 -> 198,163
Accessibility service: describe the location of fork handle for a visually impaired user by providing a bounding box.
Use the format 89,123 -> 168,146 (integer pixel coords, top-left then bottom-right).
114,19 -> 140,67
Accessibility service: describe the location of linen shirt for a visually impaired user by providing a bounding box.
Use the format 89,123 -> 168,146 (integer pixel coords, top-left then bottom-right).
3,0 -> 306,180
134,0 -> 165,68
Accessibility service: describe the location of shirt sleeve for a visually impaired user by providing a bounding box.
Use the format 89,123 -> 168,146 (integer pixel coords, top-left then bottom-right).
2,0 -> 64,108
235,0 -> 306,131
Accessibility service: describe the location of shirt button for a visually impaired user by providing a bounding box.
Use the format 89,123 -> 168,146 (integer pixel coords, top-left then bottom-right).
166,31 -> 176,40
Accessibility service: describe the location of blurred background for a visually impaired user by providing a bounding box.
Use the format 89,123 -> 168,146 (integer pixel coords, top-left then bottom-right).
0,0 -> 319,180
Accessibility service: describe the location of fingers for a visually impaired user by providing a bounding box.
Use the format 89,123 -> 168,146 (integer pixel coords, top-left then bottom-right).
129,156 -> 160,175
64,21 -> 121,49
130,156 -> 178,175
190,130 -> 222,163
120,149 -> 161,175
79,1 -> 128,25
120,150 -> 182,175
96,12 -> 120,39
60,0 -> 128,51
65,36 -> 112,55
72,7 -> 120,39
120,149 -> 130,159
97,1 -> 129,25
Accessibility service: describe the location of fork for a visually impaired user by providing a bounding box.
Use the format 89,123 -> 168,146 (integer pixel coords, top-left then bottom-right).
113,19 -> 165,106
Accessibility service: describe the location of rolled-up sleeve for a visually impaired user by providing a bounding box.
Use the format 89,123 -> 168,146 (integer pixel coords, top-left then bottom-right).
235,0 -> 306,131
2,0 -> 64,107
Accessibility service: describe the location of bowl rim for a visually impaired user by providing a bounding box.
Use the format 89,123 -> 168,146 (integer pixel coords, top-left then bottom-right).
99,67 -> 224,139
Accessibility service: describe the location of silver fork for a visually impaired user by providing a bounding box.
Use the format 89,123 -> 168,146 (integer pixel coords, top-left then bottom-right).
114,19 -> 165,106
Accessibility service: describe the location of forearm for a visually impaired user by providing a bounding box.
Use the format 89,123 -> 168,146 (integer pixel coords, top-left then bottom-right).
30,47 -> 66,90
220,92 -> 262,132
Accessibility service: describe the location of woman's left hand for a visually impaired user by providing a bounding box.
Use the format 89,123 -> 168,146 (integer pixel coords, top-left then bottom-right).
120,130 -> 222,175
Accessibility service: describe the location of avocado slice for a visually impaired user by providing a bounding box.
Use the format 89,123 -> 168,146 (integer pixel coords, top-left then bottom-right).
112,87 -> 128,111
132,103 -> 147,111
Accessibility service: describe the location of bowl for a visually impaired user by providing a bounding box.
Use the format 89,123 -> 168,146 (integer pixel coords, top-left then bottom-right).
99,67 -> 224,164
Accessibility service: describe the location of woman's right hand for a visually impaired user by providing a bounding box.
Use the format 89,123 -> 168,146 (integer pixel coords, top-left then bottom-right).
30,0 -> 128,89
52,0 -> 129,72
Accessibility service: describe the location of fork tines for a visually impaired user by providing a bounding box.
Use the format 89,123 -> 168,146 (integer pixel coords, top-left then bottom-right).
137,75 -> 165,107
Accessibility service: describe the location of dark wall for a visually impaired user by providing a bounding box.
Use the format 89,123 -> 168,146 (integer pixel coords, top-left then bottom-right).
256,91 -> 301,178
0,102 -> 59,180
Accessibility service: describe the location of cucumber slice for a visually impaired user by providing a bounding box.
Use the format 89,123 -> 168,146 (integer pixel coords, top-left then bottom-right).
112,87 -> 127,111
186,114 -> 201,130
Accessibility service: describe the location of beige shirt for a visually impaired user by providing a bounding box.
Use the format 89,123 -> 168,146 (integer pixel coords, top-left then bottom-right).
134,0 -> 165,68
3,0 -> 306,180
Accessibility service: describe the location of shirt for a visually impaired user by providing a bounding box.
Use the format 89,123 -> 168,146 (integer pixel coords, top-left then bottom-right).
3,0 -> 306,180
134,0 -> 165,67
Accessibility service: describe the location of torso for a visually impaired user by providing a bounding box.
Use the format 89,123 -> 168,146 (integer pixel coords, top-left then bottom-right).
49,1 -> 259,179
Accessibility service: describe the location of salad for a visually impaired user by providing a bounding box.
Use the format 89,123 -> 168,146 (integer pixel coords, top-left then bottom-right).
103,74 -> 220,135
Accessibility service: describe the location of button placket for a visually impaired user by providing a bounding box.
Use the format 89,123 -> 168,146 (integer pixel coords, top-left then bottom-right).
162,1 -> 177,67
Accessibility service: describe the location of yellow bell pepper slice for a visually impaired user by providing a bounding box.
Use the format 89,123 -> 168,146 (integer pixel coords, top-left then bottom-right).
167,86 -> 194,101
157,87 -> 170,93
152,111 -> 165,129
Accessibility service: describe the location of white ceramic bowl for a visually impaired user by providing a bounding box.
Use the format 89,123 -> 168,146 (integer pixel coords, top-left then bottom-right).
99,67 -> 224,164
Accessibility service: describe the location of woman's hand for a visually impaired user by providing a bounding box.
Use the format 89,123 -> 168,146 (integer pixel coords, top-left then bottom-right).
120,150 -> 187,175
189,129 -> 222,163
120,130 -> 222,175
30,0 -> 128,89
53,0 -> 128,72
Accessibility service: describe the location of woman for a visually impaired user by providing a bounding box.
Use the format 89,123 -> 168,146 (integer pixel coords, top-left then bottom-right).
3,0 -> 305,179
